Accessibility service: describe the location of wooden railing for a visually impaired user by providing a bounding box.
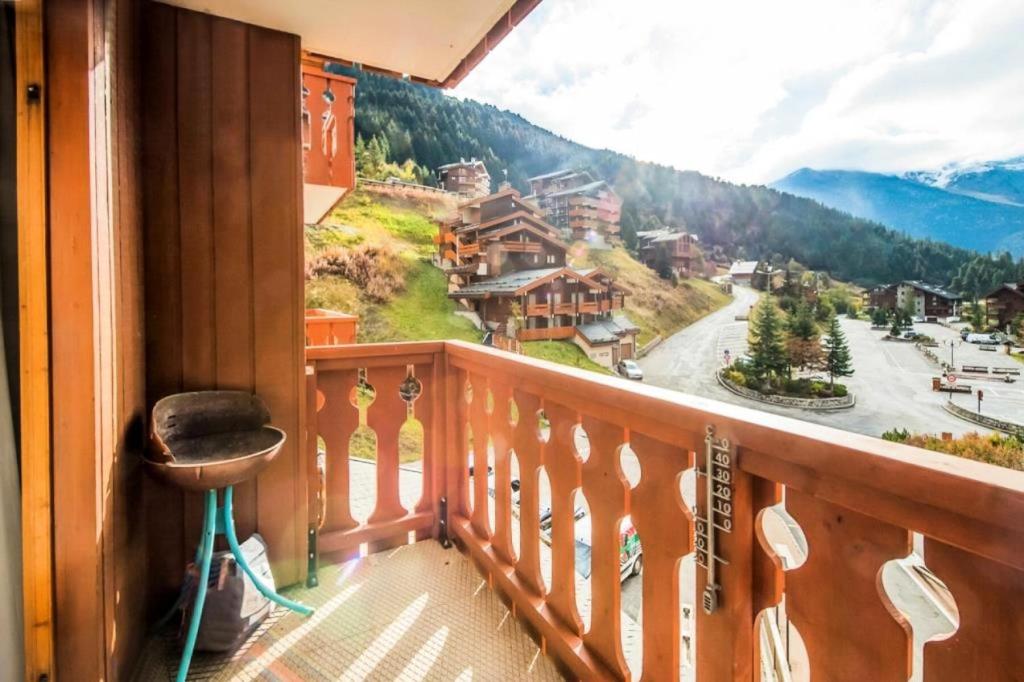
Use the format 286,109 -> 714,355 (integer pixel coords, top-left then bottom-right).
553,302 -> 575,315
305,308 -> 358,346
305,343 -> 445,564
578,300 -> 599,314
459,242 -> 480,256
306,341 -> 1024,681
526,303 -> 552,317
501,241 -> 542,253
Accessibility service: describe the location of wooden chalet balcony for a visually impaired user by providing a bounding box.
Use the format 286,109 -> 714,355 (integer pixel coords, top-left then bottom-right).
292,341 -> 1024,681
578,300 -> 600,314
458,242 -> 481,256
553,302 -> 575,315
501,241 -> 543,253
526,302 -> 552,317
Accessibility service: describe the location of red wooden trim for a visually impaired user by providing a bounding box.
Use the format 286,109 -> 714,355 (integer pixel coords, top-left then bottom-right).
318,512 -> 434,556
441,0 -> 546,89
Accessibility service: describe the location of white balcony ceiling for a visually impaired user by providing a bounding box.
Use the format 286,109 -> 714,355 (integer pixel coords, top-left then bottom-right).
160,0 -> 536,86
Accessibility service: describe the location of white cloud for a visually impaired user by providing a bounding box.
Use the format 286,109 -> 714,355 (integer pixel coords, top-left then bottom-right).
454,0 -> 1024,183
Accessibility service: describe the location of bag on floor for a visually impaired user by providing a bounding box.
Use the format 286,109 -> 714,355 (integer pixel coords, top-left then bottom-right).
182,533 -> 275,652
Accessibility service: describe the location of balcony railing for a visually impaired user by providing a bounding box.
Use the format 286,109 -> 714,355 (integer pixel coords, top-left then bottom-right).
500,241 -> 542,253
526,303 -> 552,317
305,308 -> 358,346
553,302 -> 575,315
305,340 -> 1024,681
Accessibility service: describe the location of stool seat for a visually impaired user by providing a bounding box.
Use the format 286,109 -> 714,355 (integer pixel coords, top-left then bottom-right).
146,391 -> 285,490
145,390 -> 313,682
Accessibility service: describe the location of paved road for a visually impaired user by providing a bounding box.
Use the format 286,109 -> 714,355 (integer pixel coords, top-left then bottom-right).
638,286 -> 1011,438
922,322 -> 1024,423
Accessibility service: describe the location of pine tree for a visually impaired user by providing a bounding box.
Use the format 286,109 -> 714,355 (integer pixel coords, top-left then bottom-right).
785,301 -> 822,373
890,316 -> 902,338
970,300 -> 986,332
823,314 -> 854,389
871,307 -> 888,327
749,297 -> 788,383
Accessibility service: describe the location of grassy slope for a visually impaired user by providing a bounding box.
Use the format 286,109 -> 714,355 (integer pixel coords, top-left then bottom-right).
570,243 -> 732,345
305,187 -> 479,343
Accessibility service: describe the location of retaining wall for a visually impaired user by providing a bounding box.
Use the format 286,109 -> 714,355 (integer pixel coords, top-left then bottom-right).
942,402 -> 1024,437
717,371 -> 856,410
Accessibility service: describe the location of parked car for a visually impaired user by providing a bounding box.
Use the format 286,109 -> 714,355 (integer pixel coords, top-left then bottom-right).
616,359 -> 644,380
903,330 -> 921,340
966,333 -> 999,344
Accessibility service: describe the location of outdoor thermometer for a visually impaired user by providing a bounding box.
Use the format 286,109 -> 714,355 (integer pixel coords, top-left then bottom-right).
695,425 -> 734,614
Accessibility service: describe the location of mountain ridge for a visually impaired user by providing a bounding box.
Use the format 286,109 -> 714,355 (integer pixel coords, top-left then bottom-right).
772,161 -> 1024,256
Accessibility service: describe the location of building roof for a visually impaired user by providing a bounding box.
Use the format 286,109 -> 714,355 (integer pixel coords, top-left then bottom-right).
450,267 -> 602,299
484,222 -> 569,251
651,232 -> 690,243
437,159 -> 489,172
901,280 -> 961,301
983,282 -> 1024,299
611,314 -> 639,332
575,315 -> 639,345
527,168 -> 574,182
455,209 -> 560,237
545,179 -> 612,199
574,267 -> 632,294
729,261 -> 760,276
575,321 -> 620,345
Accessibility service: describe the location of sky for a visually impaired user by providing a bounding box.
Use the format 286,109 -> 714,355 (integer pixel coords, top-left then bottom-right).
454,0 -> 1024,185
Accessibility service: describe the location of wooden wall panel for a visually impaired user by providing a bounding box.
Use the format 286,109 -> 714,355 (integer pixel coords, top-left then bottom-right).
141,2 -> 306,594
140,0 -> 185,612
108,0 -> 148,677
46,0 -> 149,679
47,0 -> 105,677
210,17 -> 257,538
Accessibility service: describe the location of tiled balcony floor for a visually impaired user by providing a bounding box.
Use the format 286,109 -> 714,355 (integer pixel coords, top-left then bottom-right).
135,541 -> 562,681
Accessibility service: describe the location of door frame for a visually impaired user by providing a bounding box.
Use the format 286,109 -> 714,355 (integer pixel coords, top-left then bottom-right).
15,0 -> 55,680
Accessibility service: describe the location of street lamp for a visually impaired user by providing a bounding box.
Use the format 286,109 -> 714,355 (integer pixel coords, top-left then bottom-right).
945,339 -> 961,371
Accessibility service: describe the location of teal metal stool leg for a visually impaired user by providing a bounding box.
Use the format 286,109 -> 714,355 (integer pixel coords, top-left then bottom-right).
176,489 -> 217,682
222,486 -> 315,616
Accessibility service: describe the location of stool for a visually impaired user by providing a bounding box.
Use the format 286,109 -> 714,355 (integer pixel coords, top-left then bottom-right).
145,391 -> 315,682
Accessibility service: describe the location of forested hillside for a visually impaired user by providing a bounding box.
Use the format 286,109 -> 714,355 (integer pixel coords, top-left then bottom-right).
335,67 -> 1024,294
